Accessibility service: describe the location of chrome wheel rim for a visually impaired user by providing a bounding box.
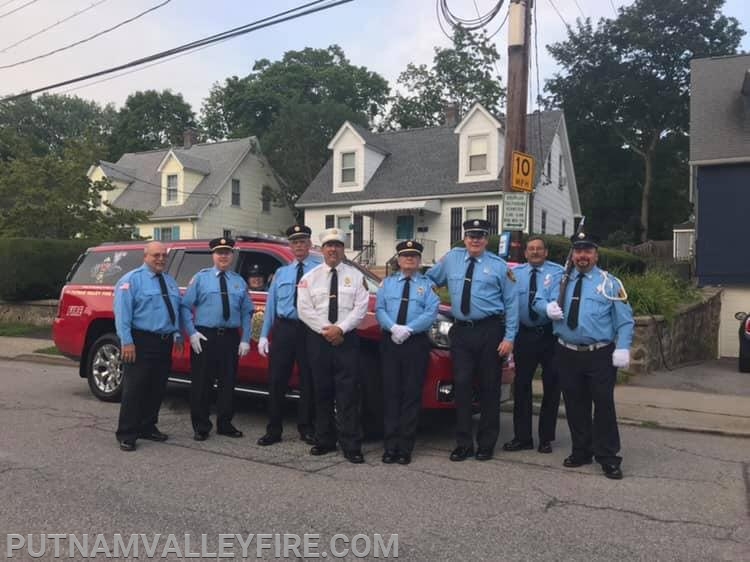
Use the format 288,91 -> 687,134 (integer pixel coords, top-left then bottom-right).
92,343 -> 122,394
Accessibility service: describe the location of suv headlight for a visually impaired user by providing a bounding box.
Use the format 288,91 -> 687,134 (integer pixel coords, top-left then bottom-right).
428,313 -> 453,349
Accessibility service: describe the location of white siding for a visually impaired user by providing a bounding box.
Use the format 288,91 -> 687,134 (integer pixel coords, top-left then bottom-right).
331,128 -> 364,193
532,132 -> 575,235
457,111 -> 502,184
719,287 -> 750,357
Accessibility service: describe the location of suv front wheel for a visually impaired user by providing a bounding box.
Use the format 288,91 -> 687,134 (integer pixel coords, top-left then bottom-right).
87,333 -> 123,402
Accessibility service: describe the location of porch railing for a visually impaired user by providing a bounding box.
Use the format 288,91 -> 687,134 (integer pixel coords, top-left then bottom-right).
352,241 -> 376,267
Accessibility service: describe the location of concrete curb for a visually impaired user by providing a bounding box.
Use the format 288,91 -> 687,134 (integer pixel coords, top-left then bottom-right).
1,354 -> 76,367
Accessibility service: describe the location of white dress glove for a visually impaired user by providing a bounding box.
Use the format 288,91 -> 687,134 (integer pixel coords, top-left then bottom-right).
612,349 -> 630,368
189,331 -> 207,354
238,341 -> 250,357
390,324 -> 412,344
546,302 -> 564,320
257,337 -> 270,357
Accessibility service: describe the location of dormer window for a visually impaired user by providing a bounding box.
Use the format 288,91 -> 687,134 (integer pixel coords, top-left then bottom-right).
341,152 -> 356,183
166,174 -> 178,202
468,136 -> 488,173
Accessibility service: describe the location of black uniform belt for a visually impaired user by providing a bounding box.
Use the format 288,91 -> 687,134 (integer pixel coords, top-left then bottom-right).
557,338 -> 611,352
132,329 -> 173,341
520,323 -> 552,335
453,314 -> 504,327
196,326 -> 238,336
276,316 -> 299,324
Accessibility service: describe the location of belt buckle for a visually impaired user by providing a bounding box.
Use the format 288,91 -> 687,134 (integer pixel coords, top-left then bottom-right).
160,333 -> 171,341
216,327 -> 226,336
461,319 -> 474,327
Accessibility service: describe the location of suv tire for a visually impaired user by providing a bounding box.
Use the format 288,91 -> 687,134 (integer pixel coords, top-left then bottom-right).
87,333 -> 123,402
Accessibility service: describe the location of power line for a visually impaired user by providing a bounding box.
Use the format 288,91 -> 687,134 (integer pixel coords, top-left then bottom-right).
0,0 -> 40,20
571,0 -> 585,19
609,0 -> 618,16
0,0 -> 110,54
546,0 -> 571,30
472,0 -> 502,78
1,0 -> 351,101
0,0 -> 171,70
0,0 -> 21,10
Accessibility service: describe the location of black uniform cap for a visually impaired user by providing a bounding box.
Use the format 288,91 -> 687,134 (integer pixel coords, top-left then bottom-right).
286,224 -> 312,240
571,230 -> 598,249
396,240 -> 423,256
209,237 -> 235,251
463,218 -> 491,236
247,263 -> 264,277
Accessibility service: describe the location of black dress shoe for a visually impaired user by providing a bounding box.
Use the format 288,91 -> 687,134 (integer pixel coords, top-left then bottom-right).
119,440 -> 136,452
475,448 -> 494,461
537,441 -> 553,454
193,432 -> 208,441
449,446 -> 474,461
502,439 -> 534,452
217,426 -> 243,438
257,434 -> 281,446
344,450 -> 365,464
382,450 -> 398,464
139,429 -> 168,442
299,432 -> 316,445
310,444 -> 337,456
563,455 -> 593,468
396,452 -> 412,465
602,464 -> 623,480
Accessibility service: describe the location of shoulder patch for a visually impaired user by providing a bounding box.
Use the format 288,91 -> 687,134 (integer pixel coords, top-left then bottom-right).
298,279 -> 308,289
507,269 -> 516,283
188,274 -> 197,286
119,282 -> 129,291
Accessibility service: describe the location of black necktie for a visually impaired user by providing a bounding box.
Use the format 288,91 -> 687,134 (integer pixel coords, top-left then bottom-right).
567,274 -> 583,329
328,268 -> 338,323
460,257 -> 475,316
529,267 -> 539,321
294,261 -> 304,307
219,271 -> 230,321
156,273 -> 176,325
396,276 -> 411,325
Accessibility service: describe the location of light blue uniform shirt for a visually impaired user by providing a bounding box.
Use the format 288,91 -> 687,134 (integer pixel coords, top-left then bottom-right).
260,254 -> 322,338
180,267 -> 254,343
114,264 -> 181,346
427,248 -> 519,342
549,265 -> 634,348
376,271 -> 440,334
515,261 -> 565,328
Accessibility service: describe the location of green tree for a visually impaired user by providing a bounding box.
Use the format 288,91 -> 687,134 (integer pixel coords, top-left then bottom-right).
546,0 -> 743,242
201,45 -> 389,205
109,89 -> 196,157
386,26 -> 504,129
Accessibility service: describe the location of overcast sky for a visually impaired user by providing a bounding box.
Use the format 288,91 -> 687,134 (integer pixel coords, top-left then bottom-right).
1,0 -> 748,113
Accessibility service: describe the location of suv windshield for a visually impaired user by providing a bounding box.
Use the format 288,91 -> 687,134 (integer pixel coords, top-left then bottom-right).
68,250 -> 144,286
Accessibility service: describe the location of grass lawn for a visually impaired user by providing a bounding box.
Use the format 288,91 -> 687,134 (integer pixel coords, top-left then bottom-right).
0,322 -> 51,338
33,346 -> 61,356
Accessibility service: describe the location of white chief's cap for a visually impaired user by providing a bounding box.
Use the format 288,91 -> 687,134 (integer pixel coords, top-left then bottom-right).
319,227 -> 346,246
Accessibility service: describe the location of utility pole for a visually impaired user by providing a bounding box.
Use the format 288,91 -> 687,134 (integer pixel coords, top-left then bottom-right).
502,0 -> 533,262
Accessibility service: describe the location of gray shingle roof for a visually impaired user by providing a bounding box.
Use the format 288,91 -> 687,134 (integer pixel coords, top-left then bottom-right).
108,138 -> 252,220
171,150 -> 211,174
297,110 -> 563,206
690,54 -> 750,163
99,161 -> 134,184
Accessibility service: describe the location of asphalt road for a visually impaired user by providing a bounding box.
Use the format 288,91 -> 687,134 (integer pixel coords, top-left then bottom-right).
0,359 -> 748,561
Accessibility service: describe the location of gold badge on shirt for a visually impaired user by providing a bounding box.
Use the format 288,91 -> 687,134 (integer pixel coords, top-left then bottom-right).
417,286 -> 425,296
344,276 -> 352,287
507,269 -> 516,283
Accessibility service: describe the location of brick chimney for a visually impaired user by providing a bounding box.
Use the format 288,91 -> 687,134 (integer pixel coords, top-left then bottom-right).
444,102 -> 459,126
183,128 -> 199,149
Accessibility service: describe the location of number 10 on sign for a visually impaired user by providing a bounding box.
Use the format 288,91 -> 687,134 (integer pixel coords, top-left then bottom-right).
511,151 -> 535,192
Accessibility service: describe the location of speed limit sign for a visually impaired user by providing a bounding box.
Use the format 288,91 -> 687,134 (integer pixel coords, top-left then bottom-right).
511,151 -> 535,192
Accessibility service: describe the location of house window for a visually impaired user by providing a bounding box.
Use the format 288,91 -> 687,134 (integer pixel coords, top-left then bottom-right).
341,152 -> 356,183
558,155 -> 566,189
154,226 -> 180,241
337,216 -> 352,247
561,219 -> 566,236
465,208 -> 483,221
166,174 -> 178,202
545,154 -> 551,181
231,179 -> 240,207
468,136 -> 488,172
450,207 -> 462,244
541,210 -> 547,234
487,205 -> 499,234
325,215 -> 335,229
261,186 -> 272,213
396,215 -> 414,240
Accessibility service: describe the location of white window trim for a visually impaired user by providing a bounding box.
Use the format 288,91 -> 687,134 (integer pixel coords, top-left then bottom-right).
231,179 -> 241,207
340,151 -> 357,186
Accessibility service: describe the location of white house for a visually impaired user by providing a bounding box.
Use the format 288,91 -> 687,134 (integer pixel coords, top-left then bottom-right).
296,103 -> 581,266
87,132 -> 293,240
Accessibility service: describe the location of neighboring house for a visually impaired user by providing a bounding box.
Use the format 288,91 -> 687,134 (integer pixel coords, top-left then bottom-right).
87,131 -> 293,241
690,54 -> 750,358
296,103 -> 581,267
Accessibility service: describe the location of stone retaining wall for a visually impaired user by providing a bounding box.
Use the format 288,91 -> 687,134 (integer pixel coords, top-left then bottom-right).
0,300 -> 58,326
629,288 -> 722,375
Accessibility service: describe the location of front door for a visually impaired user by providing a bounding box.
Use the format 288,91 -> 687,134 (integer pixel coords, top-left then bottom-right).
396,215 -> 414,240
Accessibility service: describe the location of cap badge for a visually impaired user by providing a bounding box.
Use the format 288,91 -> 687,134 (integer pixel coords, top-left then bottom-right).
407,241 -> 413,248
473,220 -> 480,226
577,232 -> 585,239
332,229 -> 338,235
294,226 -> 300,232
220,238 -> 226,244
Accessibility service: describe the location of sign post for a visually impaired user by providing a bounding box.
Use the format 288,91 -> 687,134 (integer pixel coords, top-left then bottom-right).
502,192 -> 529,232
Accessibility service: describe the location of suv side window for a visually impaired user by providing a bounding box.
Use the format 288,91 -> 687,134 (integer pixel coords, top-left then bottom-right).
236,251 -> 285,291
171,251 -> 215,287
68,250 -> 145,286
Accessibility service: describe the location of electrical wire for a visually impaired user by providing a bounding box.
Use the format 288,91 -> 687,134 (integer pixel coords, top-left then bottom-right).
472,0 -> 502,78
0,0 -> 110,54
0,0 -> 21,10
609,0 -> 617,16
571,0 -> 585,19
546,0 -> 571,30
438,0 -> 504,30
0,0 -> 39,20
0,0 -> 171,70
1,0 -> 352,101
532,0 -> 546,183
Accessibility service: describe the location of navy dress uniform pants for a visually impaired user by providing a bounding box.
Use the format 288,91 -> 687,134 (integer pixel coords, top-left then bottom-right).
449,317 -> 506,451
512,324 -> 560,444
116,330 -> 172,443
380,332 -> 430,454
557,342 -> 622,466
307,330 -> 361,453
266,318 -> 315,437
190,326 -> 240,434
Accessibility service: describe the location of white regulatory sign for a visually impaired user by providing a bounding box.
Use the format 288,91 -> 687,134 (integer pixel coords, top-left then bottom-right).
501,193 -> 528,231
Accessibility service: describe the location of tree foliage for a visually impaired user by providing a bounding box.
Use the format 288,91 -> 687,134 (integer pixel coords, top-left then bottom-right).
545,0 -> 744,242
201,45 -> 389,206
386,26 -> 504,129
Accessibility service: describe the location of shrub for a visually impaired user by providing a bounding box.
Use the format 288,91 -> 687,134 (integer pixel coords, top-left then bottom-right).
618,269 -> 702,321
0,238 -> 93,301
